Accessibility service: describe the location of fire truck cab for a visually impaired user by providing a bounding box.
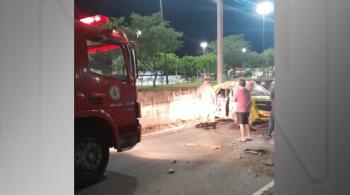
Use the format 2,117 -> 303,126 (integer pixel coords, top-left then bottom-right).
74,14 -> 141,187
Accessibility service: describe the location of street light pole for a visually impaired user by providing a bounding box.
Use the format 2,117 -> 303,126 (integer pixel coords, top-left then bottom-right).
160,0 -> 163,19
200,42 -> 208,77
217,0 -> 223,84
263,14 -> 265,50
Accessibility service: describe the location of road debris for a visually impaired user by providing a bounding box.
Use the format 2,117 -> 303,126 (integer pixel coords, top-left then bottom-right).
243,149 -> 266,155
265,159 -> 274,166
187,143 -> 222,149
172,160 -> 177,164
238,156 -> 242,159
168,169 -> 175,174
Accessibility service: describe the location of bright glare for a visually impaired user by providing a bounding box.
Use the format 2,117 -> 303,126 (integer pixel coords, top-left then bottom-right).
242,48 -> 246,53
80,17 -> 94,24
256,2 -> 273,15
137,30 -> 142,35
200,42 -> 208,48
95,16 -> 101,21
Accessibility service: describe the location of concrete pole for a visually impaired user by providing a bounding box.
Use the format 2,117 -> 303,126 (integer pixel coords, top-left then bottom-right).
217,0 -> 223,84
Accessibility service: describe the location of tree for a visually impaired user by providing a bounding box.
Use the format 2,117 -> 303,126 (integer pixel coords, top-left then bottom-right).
130,13 -> 183,87
163,53 -> 179,75
200,53 -> 217,78
209,34 -> 251,78
178,56 -> 196,82
243,51 -> 260,69
105,13 -> 183,88
260,47 -> 274,76
103,17 -> 129,33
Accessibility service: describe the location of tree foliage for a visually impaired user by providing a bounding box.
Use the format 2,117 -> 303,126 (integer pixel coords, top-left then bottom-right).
209,34 -> 251,70
178,56 -> 196,82
105,12 -> 183,88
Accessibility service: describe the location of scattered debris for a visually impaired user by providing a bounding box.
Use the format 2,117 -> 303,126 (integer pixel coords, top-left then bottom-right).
172,160 -> 177,164
255,175 -> 258,177
265,159 -> 274,166
186,161 -> 189,163
207,173 -> 212,177
243,149 -> 266,156
238,156 -> 242,159
168,169 -> 175,174
187,143 -> 222,149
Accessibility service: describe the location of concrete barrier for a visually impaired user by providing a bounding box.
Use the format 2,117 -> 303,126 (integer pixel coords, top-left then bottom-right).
138,79 -> 273,132
139,87 -> 200,129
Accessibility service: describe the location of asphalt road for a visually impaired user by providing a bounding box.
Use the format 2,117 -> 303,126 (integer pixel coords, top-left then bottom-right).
75,120 -> 274,195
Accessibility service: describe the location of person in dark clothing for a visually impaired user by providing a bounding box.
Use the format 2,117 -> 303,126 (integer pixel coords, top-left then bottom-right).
267,87 -> 274,136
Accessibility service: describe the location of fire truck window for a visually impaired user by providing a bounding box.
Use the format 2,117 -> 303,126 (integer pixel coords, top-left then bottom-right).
86,40 -> 126,81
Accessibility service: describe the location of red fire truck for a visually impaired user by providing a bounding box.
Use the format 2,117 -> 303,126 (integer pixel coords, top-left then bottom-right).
74,14 -> 142,187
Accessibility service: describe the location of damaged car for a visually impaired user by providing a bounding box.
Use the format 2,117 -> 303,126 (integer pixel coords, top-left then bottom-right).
213,81 -> 272,123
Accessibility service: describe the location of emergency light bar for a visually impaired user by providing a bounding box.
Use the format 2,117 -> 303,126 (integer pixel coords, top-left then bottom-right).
80,15 -> 109,25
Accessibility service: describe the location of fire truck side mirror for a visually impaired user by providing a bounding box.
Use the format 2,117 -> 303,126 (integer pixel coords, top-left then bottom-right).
130,48 -> 138,80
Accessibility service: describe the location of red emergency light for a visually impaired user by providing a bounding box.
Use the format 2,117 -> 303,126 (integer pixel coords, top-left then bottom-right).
80,15 -> 109,25
87,45 -> 120,53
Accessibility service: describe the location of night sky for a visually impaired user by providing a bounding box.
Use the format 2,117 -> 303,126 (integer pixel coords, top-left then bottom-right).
74,0 -> 274,57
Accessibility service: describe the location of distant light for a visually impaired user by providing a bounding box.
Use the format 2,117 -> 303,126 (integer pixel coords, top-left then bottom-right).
256,2 -> 273,15
136,30 -> 142,38
242,48 -> 247,53
200,42 -> 208,48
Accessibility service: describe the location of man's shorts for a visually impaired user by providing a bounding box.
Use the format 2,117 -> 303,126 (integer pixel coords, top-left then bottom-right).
236,112 -> 250,124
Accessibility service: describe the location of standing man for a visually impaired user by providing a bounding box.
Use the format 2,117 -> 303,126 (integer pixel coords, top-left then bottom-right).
196,76 -> 217,130
233,79 -> 251,142
269,77 -> 275,90
246,81 -> 256,131
261,81 -> 268,90
267,85 -> 274,136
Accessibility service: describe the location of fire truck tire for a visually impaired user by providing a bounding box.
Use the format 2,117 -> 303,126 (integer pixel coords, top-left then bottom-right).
75,127 -> 109,189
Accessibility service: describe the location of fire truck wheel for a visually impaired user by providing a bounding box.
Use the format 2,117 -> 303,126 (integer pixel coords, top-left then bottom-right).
75,128 -> 109,189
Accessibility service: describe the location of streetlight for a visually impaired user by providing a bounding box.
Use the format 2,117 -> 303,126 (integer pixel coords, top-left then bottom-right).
256,2 -> 273,50
200,42 -> 208,77
136,30 -> 142,38
200,42 -> 208,55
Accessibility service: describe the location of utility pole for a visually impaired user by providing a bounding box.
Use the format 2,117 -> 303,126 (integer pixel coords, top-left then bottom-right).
217,0 -> 223,84
160,0 -> 163,19
160,0 -> 169,84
